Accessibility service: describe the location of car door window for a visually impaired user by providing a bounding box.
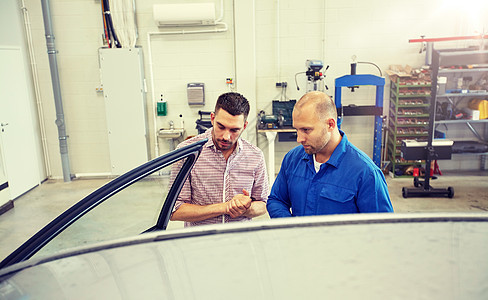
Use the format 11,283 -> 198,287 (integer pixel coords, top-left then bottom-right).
34,166 -> 184,259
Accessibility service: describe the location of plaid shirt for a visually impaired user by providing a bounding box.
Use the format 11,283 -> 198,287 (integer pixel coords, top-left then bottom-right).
171,129 -> 269,227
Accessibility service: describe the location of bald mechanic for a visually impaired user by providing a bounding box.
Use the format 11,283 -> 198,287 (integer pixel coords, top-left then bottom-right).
267,91 -> 393,218
170,92 -> 269,227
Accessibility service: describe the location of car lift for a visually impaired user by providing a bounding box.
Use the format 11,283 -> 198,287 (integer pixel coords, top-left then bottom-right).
334,72 -> 385,168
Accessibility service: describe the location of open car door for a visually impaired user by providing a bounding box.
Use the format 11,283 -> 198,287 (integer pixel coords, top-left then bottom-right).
0,139 -> 207,269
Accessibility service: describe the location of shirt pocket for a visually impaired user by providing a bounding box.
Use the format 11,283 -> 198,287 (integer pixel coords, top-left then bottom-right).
231,169 -> 255,195
317,186 -> 357,214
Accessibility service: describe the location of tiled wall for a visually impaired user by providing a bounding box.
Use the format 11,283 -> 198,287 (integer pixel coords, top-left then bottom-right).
13,0 -> 488,178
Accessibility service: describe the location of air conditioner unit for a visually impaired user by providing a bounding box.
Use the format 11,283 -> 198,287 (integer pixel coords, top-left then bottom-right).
153,3 -> 216,27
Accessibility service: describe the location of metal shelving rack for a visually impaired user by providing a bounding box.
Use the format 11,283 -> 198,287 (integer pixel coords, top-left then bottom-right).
436,119 -> 488,167
402,48 -> 488,198
387,78 -> 431,177
435,64 -> 488,170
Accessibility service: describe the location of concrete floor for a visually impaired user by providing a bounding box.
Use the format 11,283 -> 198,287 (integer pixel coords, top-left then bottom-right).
1,171 -> 487,262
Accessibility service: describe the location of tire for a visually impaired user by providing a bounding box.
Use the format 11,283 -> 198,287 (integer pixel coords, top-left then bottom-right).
447,186 -> 454,198
402,187 -> 408,198
414,177 -> 420,188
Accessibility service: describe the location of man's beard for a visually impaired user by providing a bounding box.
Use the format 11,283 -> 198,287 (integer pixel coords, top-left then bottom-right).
302,144 -> 315,154
216,139 -> 232,150
302,135 -> 327,155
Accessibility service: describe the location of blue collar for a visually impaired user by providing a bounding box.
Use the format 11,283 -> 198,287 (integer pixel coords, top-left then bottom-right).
326,130 -> 347,168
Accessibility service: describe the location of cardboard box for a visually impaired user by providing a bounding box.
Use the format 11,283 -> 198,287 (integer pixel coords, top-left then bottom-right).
463,108 -> 480,120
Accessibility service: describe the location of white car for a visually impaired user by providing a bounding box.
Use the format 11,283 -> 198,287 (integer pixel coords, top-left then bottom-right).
0,139 -> 487,299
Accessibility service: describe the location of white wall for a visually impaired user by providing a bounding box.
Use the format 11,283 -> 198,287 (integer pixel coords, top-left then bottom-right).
5,0 -> 488,178
142,1 -> 237,156
13,0 -> 111,176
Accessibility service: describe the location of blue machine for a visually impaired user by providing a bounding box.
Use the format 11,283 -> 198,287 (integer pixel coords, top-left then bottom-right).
334,74 -> 385,168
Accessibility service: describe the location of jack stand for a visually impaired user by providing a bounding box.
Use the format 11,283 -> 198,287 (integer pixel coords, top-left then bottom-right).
402,147 -> 454,198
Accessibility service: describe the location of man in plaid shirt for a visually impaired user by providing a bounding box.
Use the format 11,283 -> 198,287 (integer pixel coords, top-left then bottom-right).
170,92 -> 269,227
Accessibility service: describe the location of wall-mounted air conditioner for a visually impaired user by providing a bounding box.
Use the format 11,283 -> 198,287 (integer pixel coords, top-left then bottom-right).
153,3 -> 216,27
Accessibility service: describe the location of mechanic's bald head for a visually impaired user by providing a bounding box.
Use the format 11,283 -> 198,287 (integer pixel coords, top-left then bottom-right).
294,91 -> 337,121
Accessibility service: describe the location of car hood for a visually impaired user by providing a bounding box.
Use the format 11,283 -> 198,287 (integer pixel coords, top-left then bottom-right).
1,213 -> 488,299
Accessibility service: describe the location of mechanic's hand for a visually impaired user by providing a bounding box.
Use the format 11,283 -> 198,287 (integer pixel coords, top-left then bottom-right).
226,189 -> 252,218
240,189 -> 252,209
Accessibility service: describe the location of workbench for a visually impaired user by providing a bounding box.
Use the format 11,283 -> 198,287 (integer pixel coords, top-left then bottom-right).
257,128 -> 297,186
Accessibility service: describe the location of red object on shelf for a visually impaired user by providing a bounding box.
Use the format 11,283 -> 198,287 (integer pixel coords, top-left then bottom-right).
413,168 -> 419,177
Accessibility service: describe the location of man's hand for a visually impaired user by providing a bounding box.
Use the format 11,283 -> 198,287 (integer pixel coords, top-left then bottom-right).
226,189 -> 252,218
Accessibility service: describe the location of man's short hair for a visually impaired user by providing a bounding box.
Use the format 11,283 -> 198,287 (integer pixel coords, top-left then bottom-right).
316,94 -> 337,121
296,91 -> 337,121
215,92 -> 250,120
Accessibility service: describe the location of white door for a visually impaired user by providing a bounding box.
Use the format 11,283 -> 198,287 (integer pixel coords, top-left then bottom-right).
99,48 -> 149,175
0,131 -> 10,207
0,47 -> 41,199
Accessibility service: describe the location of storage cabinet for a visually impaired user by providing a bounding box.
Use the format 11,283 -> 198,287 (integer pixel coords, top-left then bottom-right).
387,77 -> 431,177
